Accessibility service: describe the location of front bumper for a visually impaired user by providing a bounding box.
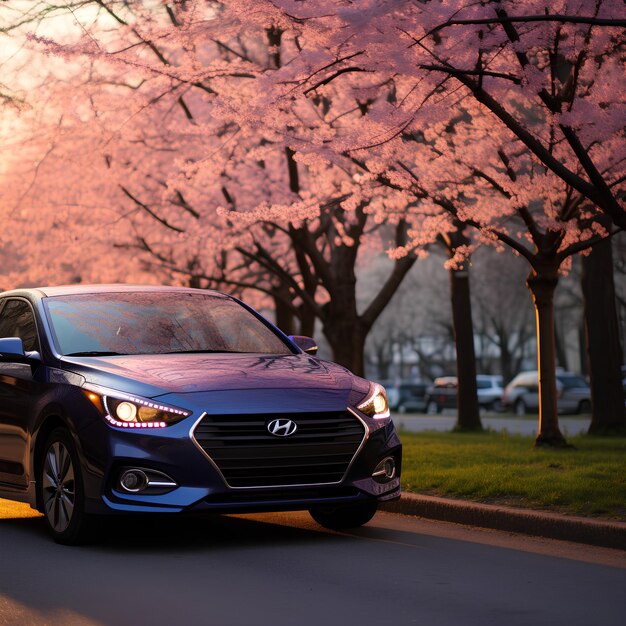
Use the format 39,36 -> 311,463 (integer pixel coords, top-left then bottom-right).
77,406 -> 402,515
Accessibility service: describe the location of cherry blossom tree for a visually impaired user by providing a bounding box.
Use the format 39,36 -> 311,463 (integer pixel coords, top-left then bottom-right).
375,105 -> 622,445
220,0 -> 624,444
2,1 -> 623,442
0,0 -> 421,377
243,0 -> 625,225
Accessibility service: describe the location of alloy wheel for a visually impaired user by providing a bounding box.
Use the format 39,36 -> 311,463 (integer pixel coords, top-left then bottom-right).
42,441 -> 76,533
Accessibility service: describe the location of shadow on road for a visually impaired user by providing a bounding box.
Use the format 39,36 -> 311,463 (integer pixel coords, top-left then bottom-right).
1,508 -> 624,626
0,510 -> 351,625
0,509 -> 338,553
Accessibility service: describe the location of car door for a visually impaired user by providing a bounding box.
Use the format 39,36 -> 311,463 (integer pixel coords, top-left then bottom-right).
0,298 -> 43,489
521,376 -> 540,411
557,375 -> 590,413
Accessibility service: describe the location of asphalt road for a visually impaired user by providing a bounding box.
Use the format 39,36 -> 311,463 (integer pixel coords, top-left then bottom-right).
1,501 -> 624,626
392,411 -> 591,436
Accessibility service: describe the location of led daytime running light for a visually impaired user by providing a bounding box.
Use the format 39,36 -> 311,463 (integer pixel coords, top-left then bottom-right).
104,414 -> 167,429
109,394 -> 190,416
85,385 -> 191,429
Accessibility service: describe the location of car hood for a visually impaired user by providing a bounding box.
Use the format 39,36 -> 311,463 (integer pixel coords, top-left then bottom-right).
61,352 -> 356,397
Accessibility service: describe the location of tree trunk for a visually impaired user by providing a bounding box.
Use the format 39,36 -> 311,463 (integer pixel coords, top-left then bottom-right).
526,271 -> 568,447
554,321 -> 569,370
582,236 -> 626,435
298,304 -> 317,338
375,342 -> 392,380
323,317 -> 368,376
317,256 -> 367,375
273,292 -> 295,336
496,325 -> 514,384
578,323 -> 588,377
449,263 -> 482,431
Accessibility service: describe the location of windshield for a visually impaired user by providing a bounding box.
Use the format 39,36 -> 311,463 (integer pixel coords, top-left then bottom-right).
44,292 -> 293,356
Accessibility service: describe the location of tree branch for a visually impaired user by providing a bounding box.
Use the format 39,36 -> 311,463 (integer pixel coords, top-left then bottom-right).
119,185 -> 185,233
424,14 -> 626,41
419,65 -> 521,84
303,67 -> 369,94
361,220 -> 418,328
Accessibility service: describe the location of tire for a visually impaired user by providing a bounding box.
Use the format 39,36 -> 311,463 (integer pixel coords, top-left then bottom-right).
514,399 -> 527,417
38,427 -> 95,545
309,500 -> 378,530
426,400 -> 439,415
578,399 -> 591,414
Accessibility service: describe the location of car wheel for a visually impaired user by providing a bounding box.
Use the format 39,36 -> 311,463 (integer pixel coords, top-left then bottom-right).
514,399 -> 527,417
309,500 -> 378,530
426,400 -> 439,415
39,427 -> 95,545
578,400 -> 591,414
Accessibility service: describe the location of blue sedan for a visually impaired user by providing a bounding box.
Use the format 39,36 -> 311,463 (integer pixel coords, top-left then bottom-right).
0,285 -> 401,543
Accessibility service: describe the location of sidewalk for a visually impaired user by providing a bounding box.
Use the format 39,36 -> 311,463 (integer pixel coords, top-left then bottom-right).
382,492 -> 626,551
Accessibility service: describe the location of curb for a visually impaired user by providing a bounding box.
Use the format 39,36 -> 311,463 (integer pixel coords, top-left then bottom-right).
381,493 -> 626,551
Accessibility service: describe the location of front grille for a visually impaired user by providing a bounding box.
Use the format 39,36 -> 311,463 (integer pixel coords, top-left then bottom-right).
192,410 -> 366,488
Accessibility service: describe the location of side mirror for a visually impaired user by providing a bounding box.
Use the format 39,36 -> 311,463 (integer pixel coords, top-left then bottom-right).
289,335 -> 319,356
0,337 -> 26,361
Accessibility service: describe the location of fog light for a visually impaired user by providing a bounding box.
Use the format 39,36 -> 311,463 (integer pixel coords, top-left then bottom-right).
372,457 -> 396,482
120,469 -> 148,493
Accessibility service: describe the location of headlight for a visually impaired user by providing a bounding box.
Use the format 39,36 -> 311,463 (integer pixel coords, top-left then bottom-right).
357,383 -> 390,420
83,387 -> 191,429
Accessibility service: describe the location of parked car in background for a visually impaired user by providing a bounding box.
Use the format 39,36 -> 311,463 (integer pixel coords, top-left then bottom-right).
424,377 -> 458,414
382,380 -> 428,413
424,375 -> 504,414
396,383 -> 429,413
501,371 -> 591,415
476,375 -> 504,411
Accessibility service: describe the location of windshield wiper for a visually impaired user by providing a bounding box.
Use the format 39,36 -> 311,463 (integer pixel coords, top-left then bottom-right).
64,351 -> 127,357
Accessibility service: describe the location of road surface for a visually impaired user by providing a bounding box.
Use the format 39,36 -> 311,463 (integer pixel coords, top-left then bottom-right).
0,500 -> 623,626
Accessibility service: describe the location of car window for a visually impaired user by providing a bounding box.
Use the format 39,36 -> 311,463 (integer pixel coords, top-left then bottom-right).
0,299 -> 40,352
401,385 -> 426,397
557,375 -> 588,389
43,292 -> 293,356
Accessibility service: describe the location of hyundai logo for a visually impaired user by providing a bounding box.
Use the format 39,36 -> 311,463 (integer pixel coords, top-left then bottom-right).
267,418 -> 298,437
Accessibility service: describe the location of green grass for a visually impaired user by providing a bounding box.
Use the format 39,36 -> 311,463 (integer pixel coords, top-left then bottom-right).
398,430 -> 626,520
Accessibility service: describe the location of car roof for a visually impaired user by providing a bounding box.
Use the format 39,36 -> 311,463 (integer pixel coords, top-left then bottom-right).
0,284 -> 227,299
434,376 -> 457,384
